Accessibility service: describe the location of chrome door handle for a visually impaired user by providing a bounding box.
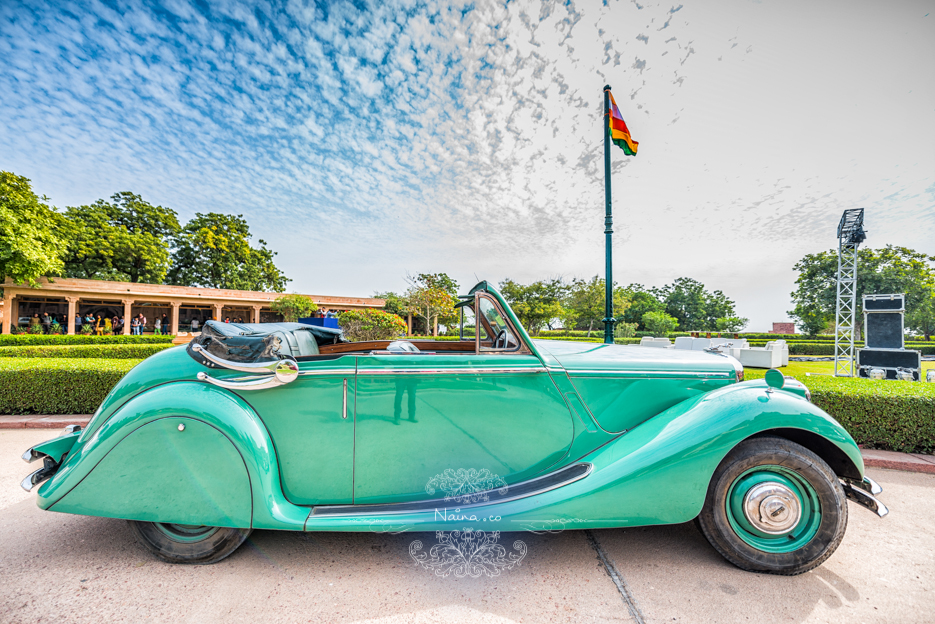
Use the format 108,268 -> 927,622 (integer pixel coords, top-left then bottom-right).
342,378 -> 348,419
197,358 -> 299,391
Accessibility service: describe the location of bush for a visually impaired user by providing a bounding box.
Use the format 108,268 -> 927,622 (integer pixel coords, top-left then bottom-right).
0,358 -> 140,415
0,344 -> 172,359
338,309 -> 407,342
0,334 -> 173,347
744,369 -> 935,454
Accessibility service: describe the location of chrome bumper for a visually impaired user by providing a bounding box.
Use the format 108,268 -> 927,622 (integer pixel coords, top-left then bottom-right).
841,476 -> 888,517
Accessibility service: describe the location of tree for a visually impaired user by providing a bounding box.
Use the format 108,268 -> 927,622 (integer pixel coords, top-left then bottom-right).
907,291 -> 935,341
789,245 -> 935,338
270,294 -> 318,322
642,311 -> 678,335
716,316 -> 749,333
499,277 -> 569,335
168,213 -> 289,291
374,291 -> 409,319
338,309 -> 407,341
564,276 -> 631,337
619,285 -> 664,330
61,192 -> 180,283
0,171 -> 68,286
404,273 -> 460,337
652,277 -> 737,331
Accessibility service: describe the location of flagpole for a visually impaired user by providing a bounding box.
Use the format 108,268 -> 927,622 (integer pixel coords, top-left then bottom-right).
602,84 -> 616,345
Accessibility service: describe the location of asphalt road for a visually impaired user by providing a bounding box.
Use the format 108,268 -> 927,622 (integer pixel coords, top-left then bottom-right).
2,429 -> 933,624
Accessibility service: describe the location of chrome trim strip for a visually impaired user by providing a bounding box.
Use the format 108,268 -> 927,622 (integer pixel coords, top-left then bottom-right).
567,369 -> 732,378
357,367 -> 548,376
312,463 -> 593,518
191,343 -> 287,375
298,368 -> 357,377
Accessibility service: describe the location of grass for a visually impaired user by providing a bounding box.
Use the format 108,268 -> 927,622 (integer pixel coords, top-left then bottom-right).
744,360 -> 935,382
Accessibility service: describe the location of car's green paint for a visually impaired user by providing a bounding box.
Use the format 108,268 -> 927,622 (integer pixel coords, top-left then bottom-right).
353,353 -> 574,504
30,282 -> 864,541
232,356 -> 357,505
29,429 -> 81,463
50,417 -> 252,528
726,465 -> 822,553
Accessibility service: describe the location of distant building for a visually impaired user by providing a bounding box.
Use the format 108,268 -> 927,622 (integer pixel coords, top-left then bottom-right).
770,322 -> 796,334
1,277 -> 384,335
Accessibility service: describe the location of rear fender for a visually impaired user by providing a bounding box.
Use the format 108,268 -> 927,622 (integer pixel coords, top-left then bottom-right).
37,382 -> 308,530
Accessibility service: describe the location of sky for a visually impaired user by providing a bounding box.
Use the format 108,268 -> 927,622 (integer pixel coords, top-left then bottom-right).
1,0 -> 933,330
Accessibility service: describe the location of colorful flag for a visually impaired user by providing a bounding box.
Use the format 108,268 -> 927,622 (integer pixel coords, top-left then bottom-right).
607,91 -> 638,156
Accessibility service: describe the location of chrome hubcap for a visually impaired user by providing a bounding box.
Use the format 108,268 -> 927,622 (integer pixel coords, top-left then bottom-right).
742,481 -> 801,534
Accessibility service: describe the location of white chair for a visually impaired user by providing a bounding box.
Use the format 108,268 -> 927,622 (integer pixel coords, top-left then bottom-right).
736,347 -> 782,368
766,340 -> 789,366
691,338 -> 711,351
639,336 -> 656,346
674,337 -> 694,350
654,337 -> 673,348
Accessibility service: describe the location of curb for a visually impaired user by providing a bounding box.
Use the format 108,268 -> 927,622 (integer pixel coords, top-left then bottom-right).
861,449 -> 935,475
0,415 -> 92,429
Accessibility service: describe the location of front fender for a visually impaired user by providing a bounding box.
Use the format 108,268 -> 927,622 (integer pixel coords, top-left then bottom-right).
38,382 -> 308,531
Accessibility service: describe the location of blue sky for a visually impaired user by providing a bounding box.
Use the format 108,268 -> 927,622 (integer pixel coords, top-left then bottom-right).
1,0 -> 933,330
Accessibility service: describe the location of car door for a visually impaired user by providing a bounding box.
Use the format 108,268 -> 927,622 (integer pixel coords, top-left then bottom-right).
237,355 -> 357,505
353,296 -> 575,505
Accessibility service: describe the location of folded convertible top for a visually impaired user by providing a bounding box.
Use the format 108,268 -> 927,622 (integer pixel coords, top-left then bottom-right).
190,320 -> 346,363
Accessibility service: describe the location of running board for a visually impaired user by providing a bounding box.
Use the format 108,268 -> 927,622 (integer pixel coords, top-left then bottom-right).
312,462 -> 593,517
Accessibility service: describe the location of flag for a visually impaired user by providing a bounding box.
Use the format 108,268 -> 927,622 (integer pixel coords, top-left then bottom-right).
607,91 -> 638,156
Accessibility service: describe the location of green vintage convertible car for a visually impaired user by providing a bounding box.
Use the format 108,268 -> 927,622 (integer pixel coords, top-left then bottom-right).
21,282 -> 886,573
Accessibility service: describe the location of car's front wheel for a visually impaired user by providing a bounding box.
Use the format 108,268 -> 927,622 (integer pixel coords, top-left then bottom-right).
696,436 -> 848,575
128,521 -> 251,564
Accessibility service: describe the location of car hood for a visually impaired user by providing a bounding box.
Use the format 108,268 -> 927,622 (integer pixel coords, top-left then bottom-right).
533,340 -> 741,377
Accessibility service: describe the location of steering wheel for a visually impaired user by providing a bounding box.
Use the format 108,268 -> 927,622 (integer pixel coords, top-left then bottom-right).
493,329 -> 507,349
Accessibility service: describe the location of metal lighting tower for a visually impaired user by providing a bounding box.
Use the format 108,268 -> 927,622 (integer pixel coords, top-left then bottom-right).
834,209 -> 866,377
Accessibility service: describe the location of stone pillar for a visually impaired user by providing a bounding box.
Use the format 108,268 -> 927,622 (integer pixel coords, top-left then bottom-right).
213,303 -> 224,322
170,302 -> 180,335
66,296 -> 79,335
407,313 -> 412,336
252,305 -> 262,323
122,299 -> 133,335
1,293 -> 12,335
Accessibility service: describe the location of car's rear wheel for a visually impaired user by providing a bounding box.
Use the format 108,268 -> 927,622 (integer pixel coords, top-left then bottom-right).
128,520 -> 251,564
696,436 -> 848,575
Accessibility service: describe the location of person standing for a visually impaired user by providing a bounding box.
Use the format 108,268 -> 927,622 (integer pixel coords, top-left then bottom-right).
94,314 -> 103,336
75,314 -> 83,332
131,316 -> 140,335
41,312 -> 52,333
154,316 -> 162,335
191,317 -> 199,332
161,313 -> 169,334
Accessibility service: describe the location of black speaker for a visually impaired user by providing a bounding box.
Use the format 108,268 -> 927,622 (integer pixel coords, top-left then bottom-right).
857,348 -> 921,381
865,313 -> 903,349
863,293 -> 906,350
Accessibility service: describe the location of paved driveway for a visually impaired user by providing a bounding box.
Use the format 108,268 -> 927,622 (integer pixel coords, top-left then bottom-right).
2,429 -> 933,623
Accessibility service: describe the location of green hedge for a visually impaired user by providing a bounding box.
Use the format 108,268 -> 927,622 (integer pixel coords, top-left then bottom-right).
744,369 -> 935,454
0,344 -> 172,359
0,358 -> 141,415
0,334 -> 173,347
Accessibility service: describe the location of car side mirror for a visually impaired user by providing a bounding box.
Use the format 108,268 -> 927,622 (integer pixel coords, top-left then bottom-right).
765,368 -> 785,390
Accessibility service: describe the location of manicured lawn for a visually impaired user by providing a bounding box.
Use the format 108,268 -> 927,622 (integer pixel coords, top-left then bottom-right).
744,359 -> 935,381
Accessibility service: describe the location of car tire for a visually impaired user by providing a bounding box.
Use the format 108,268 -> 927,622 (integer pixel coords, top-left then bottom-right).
127,521 -> 251,564
696,436 -> 848,575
